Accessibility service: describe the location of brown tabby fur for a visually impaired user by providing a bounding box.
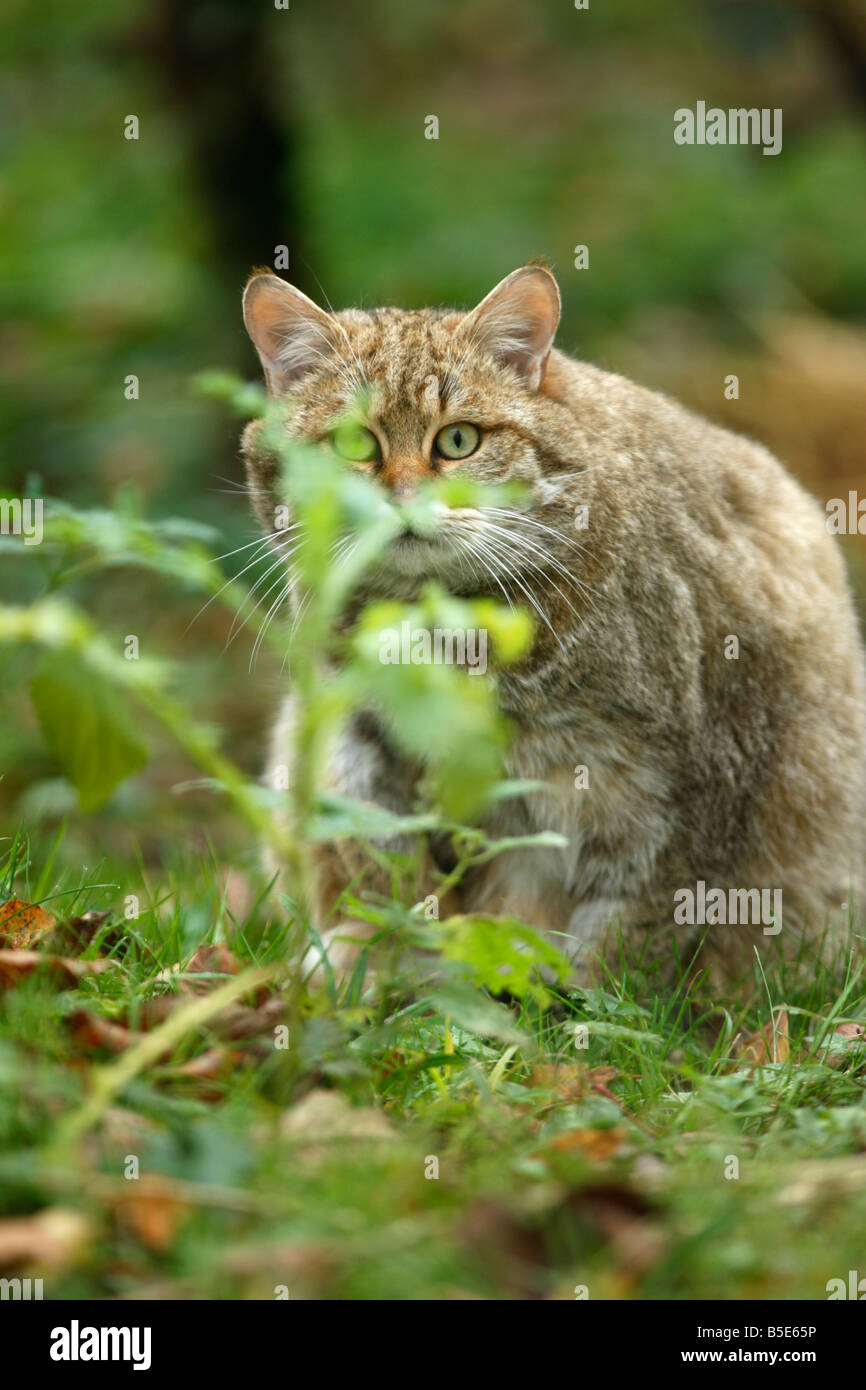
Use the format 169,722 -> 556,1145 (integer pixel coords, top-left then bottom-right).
241,264 -> 866,992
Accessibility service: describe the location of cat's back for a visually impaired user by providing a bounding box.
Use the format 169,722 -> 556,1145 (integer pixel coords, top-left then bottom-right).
543,346 -> 850,611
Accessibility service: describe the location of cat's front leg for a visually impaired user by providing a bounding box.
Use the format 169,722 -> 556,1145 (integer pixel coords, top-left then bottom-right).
266,699 -> 444,986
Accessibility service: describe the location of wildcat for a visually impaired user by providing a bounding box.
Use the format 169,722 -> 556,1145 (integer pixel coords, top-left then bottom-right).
241,264 -> 866,990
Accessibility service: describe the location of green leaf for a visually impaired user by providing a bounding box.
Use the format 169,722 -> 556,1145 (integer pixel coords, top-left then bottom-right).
30,653 -> 148,811
193,370 -> 266,418
438,914 -> 572,1006
309,792 -> 439,842
426,981 -> 529,1047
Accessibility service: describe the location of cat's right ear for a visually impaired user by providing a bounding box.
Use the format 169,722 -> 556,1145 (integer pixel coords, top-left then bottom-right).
243,272 -> 336,394
462,265 -> 561,391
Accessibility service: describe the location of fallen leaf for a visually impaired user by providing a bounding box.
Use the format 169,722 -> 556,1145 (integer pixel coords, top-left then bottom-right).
0,949 -> 115,989
835,1022 -> 866,1040
68,1009 -> 140,1054
802,1019 -> 866,1069
0,898 -> 56,948
48,910 -> 114,955
158,1046 -> 245,1099
114,1178 -> 191,1252
154,943 -> 273,1007
135,989 -> 285,1040
730,1007 -> 789,1070
215,994 -> 287,1040
135,995 -> 182,1029
530,1063 -> 620,1105
578,1182 -> 666,1276
169,1047 -> 242,1080
0,1207 -> 92,1272
547,1126 -> 626,1161
185,942 -> 242,982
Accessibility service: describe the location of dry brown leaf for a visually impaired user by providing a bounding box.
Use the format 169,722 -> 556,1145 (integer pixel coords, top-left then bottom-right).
135,995 -> 182,1029
802,1019 -> 866,1069
547,1126 -> 627,1161
531,1063 -> 585,1099
68,1009 -> 140,1054
152,943 -> 238,992
169,1047 -> 242,1080
0,897 -> 56,948
134,988 -> 285,1041
185,942 -> 242,982
588,1065 -> 620,1089
122,1199 -> 183,1250
0,1207 -> 92,1272
835,1022 -> 866,1040
153,944 -> 274,1010
730,1007 -> 790,1070
0,949 -> 115,989
530,1063 -> 619,1105
114,1178 -> 191,1252
216,994 -> 287,1040
160,1046 -> 245,1099
580,1183 -> 667,1276
48,910 -> 114,955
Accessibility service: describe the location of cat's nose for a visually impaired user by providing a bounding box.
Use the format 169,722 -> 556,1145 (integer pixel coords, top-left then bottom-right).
390,481 -> 417,502
381,458 -> 426,500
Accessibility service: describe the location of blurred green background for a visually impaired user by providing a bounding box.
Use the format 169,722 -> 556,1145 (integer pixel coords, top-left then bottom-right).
2,0 -> 865,869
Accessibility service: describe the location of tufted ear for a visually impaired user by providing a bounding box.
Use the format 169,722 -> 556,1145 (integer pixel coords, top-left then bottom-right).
461,265 -> 561,390
243,272 -> 337,395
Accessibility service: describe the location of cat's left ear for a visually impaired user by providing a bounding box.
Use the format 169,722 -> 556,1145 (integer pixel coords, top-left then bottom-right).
462,265 -> 560,390
243,271 -> 337,394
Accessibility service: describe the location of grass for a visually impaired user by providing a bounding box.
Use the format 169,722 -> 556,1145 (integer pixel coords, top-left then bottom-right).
1,401 -> 864,1303
4,0 -> 866,1307
2,830 -> 865,1302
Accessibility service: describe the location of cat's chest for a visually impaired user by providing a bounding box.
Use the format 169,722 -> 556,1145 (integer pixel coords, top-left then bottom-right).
491,720 -> 670,871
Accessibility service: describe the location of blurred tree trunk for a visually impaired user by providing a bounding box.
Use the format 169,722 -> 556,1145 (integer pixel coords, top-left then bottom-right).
804,0 -> 866,111
143,0 -> 308,320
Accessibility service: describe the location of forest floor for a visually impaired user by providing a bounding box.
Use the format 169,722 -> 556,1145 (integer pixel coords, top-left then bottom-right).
2,837 -> 865,1301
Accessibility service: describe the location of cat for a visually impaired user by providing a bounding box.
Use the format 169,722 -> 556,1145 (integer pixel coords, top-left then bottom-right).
241,263 -> 866,991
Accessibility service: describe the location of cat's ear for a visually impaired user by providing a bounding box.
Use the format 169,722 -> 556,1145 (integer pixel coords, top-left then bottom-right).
243,272 -> 336,394
462,265 -> 561,390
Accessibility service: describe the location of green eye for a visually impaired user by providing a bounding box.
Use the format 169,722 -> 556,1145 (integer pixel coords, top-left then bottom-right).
330,422 -> 379,462
434,422 -> 480,460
